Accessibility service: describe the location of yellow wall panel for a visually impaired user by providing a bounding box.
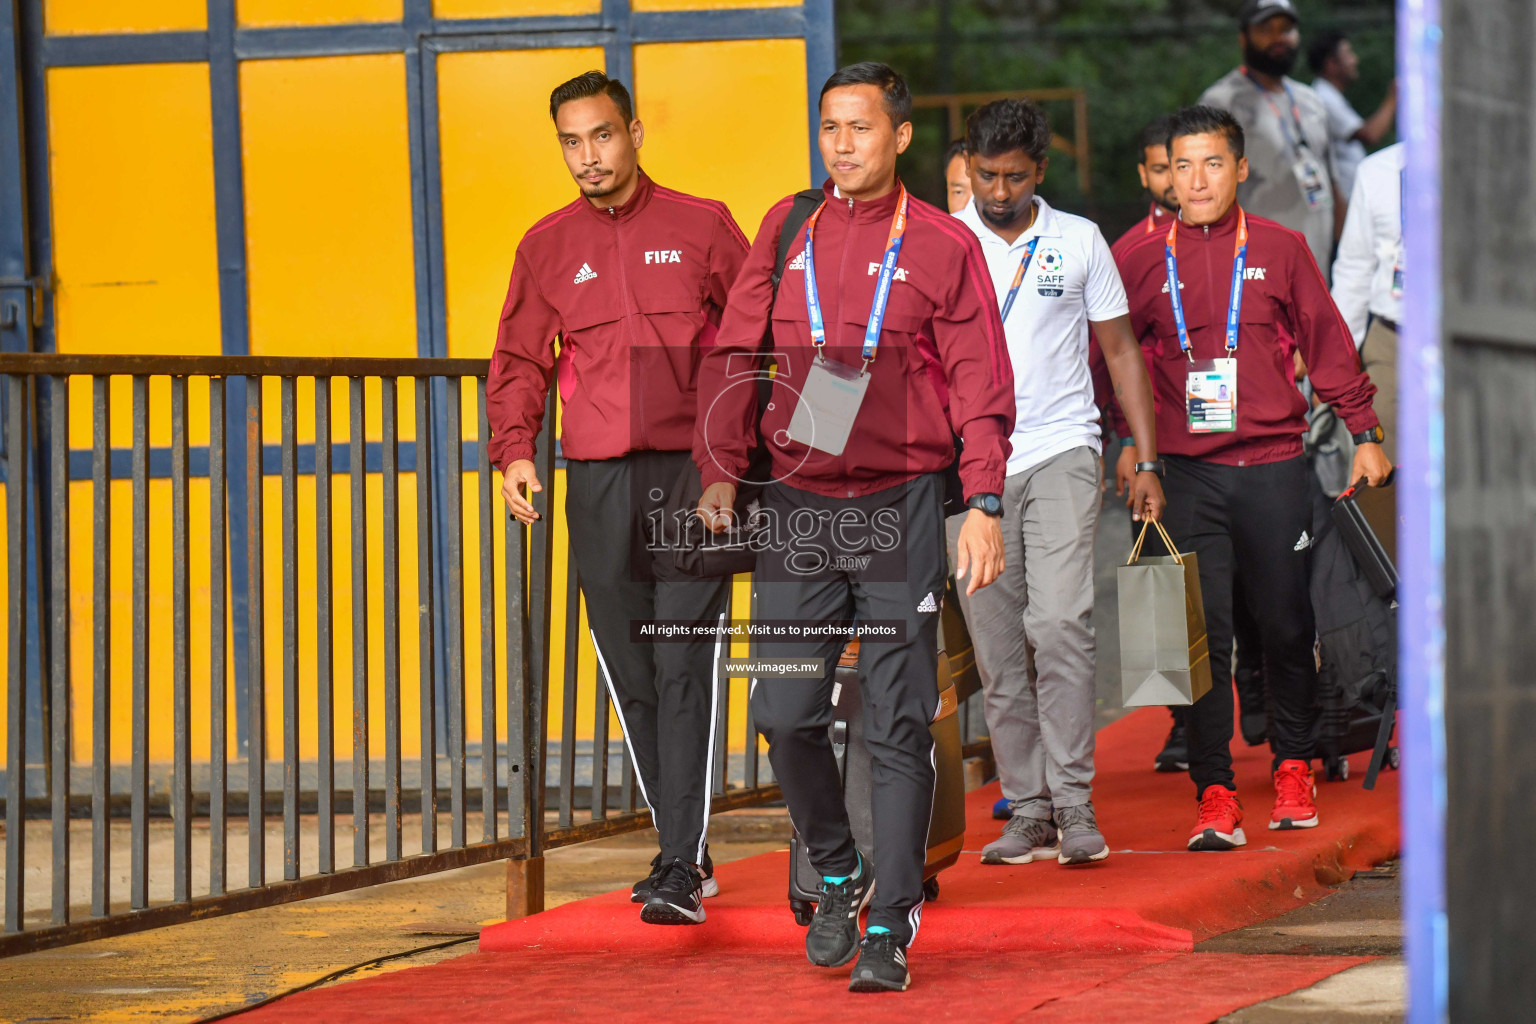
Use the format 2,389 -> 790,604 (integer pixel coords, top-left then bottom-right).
47,66 -> 221,355
436,47 -> 604,359
433,0 -> 598,19
633,39 -> 808,240
238,0 -> 401,27
241,55 -> 418,361
45,0 -> 205,35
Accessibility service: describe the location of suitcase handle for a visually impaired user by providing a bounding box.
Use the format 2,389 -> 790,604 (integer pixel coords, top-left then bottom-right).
1339,467 -> 1397,500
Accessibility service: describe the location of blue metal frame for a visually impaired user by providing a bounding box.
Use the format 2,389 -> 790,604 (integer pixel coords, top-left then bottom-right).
206,0 -> 257,754
1398,0 -> 1447,1020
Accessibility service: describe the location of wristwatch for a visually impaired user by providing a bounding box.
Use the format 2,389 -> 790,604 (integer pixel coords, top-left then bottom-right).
1352,425 -> 1385,445
966,492 -> 1003,517
1135,460 -> 1166,477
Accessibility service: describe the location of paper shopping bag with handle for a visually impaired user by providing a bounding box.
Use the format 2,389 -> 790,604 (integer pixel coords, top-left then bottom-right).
1118,520 -> 1213,707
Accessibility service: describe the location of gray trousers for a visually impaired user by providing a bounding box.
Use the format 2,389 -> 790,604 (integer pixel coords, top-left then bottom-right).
946,445 -> 1101,819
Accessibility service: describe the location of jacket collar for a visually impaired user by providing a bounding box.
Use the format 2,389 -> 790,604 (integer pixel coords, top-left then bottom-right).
1174,201 -> 1242,242
821,176 -> 904,225
580,168 -> 655,222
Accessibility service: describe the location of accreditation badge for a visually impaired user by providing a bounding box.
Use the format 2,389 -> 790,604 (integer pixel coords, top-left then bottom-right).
1292,151 -> 1331,211
1185,358 -> 1238,434
786,357 -> 870,457
1390,240 -> 1405,299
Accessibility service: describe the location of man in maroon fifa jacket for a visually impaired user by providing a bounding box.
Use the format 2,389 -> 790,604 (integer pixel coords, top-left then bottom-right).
694,62 -> 1014,993
486,71 -> 749,926
1115,105 -> 1390,851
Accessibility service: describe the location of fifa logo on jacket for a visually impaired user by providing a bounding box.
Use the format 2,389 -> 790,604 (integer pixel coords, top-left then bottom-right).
645,250 -> 683,264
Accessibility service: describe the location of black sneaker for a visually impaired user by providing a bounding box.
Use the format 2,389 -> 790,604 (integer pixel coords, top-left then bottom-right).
639,858 -> 705,925
805,854 -> 873,968
630,853 -> 662,904
631,847 -> 718,903
1155,721 -> 1189,773
848,931 -> 910,993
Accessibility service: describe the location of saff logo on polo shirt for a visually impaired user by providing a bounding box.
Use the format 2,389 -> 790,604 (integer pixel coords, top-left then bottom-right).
1035,248 -> 1066,297
645,250 -> 683,264
867,262 -> 910,282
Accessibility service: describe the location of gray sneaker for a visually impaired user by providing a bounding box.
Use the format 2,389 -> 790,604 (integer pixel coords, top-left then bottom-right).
980,814 -> 1059,865
1055,803 -> 1110,865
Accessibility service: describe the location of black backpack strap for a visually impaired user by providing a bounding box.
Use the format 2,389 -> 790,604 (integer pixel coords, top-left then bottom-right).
771,188 -> 826,302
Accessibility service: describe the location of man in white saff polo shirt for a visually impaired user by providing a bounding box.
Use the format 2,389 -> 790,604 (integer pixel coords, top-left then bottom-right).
946,98 -> 1165,868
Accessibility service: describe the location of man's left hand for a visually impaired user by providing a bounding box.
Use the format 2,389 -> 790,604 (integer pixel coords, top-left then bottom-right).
955,508 -> 1005,596
1350,441 -> 1394,488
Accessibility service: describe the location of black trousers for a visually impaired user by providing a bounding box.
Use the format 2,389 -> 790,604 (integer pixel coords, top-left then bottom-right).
750,473 -> 947,945
1158,455 -> 1319,796
565,451 -> 730,866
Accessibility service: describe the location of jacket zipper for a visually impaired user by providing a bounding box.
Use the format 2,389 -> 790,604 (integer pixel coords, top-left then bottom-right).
835,199 -> 855,494
610,205 -> 648,450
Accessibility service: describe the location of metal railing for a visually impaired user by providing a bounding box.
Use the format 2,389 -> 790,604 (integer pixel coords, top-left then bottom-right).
0,354 -> 781,956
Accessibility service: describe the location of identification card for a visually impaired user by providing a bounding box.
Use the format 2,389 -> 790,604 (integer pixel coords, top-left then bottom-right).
786,357 -> 870,456
1292,152 -> 1331,211
1185,358 -> 1238,434
1390,241 -> 1405,299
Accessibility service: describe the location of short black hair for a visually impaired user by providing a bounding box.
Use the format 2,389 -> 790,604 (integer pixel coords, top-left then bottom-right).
943,137 -> 967,172
549,70 -> 634,125
964,98 -> 1051,163
819,62 -> 912,128
1136,114 -> 1176,160
1166,104 -> 1245,160
1307,30 -> 1348,75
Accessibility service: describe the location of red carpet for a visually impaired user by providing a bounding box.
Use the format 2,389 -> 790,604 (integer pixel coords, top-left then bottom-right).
234,707 -> 1398,1021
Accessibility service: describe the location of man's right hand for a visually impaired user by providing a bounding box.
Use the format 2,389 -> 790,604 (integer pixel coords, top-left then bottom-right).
697,482 -> 738,534
501,459 -> 543,524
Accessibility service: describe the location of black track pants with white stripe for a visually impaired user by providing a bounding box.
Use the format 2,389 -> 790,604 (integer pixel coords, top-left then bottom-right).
750,474 -> 947,946
565,451 -> 730,867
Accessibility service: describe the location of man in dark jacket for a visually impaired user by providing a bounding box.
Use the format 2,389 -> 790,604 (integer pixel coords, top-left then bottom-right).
1114,105 -> 1390,852
487,71 -> 749,926
695,62 -> 1014,993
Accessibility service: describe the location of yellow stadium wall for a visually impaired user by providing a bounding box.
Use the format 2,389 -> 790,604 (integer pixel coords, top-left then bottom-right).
0,0 -> 827,771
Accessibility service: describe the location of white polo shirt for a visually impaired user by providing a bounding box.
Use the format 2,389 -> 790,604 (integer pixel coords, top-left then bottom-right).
954,196 -> 1129,476
1330,142 -> 1404,346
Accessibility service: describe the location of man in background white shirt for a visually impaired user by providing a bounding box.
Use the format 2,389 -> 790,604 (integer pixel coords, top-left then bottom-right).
947,98 -> 1164,869
1307,29 -> 1397,199
1331,141 -> 1403,552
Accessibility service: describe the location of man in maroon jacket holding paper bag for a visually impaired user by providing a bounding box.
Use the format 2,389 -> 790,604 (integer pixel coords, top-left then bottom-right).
1115,105 -> 1390,852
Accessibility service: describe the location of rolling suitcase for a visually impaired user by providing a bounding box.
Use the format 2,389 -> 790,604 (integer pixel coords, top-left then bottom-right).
786,633 -> 967,926
1310,476 -> 1399,787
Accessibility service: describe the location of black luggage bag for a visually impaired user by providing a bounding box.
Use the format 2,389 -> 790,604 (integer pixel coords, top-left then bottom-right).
786,631 -> 967,926
1310,475 -> 1400,787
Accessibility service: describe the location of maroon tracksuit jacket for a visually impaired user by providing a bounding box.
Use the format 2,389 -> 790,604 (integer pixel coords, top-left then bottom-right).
694,181 -> 1014,500
485,171 -> 749,469
1114,204 -> 1378,465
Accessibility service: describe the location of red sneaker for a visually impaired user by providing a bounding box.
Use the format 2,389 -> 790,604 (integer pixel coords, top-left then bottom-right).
1270,759 -> 1320,830
1188,786 -> 1246,851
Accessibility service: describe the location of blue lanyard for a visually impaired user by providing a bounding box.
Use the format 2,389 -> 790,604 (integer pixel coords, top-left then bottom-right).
999,237 -> 1040,323
1243,69 -> 1309,156
1164,208 -> 1249,358
803,184 -> 909,365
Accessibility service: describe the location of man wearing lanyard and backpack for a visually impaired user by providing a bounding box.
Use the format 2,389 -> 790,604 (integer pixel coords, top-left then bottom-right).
1115,105 -> 1390,850
1200,0 -> 1340,276
487,71 -> 749,925
695,62 -> 1014,992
